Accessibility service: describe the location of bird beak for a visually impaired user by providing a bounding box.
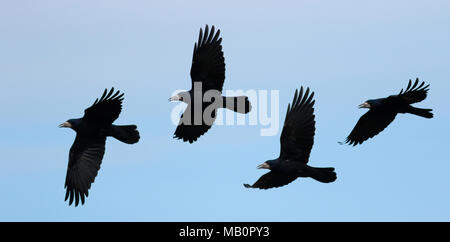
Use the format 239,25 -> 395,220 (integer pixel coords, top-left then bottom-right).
257,162 -> 270,169
168,95 -> 179,102
358,102 -> 371,109
59,122 -> 71,128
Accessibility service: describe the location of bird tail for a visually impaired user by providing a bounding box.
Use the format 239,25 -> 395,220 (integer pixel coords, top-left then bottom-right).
407,106 -> 433,119
223,96 -> 252,114
307,166 -> 337,183
109,125 -> 140,144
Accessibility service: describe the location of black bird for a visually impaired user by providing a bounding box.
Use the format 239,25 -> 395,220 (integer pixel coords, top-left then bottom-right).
244,87 -> 337,189
169,25 -> 251,143
59,88 -> 140,206
344,78 -> 433,146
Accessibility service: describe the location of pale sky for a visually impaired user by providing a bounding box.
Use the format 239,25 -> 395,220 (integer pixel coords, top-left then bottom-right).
1,0 -> 449,221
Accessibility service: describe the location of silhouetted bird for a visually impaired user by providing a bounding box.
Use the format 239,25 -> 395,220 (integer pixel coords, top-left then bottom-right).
59,88 -> 140,206
244,87 -> 337,189
169,25 -> 251,143
344,78 -> 433,146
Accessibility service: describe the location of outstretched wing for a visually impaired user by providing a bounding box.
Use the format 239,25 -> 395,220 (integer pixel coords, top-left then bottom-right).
345,109 -> 397,146
64,135 -> 106,206
83,88 -> 124,125
279,87 -> 315,163
244,171 -> 298,189
396,78 -> 430,104
190,25 -> 225,92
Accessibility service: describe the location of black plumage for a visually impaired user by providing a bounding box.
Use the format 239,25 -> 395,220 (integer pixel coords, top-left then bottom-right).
244,87 -> 337,189
170,25 -> 251,143
59,88 -> 140,206
345,78 -> 433,146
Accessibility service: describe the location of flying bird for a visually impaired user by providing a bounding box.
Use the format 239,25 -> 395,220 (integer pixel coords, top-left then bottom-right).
59,88 -> 140,206
344,78 -> 433,146
244,87 -> 337,189
169,25 -> 251,143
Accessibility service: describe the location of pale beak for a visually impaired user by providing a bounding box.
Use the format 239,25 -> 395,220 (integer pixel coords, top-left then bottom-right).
257,162 -> 270,169
358,102 -> 371,109
168,95 -> 179,102
59,121 -> 71,128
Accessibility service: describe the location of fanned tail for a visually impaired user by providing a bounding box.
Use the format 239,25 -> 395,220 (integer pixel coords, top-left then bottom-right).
109,125 -> 140,144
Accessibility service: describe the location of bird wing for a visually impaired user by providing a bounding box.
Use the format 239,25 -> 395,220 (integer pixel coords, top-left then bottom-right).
83,88 -> 124,125
396,78 -> 430,104
64,135 -> 106,206
190,25 -> 225,92
345,109 -> 397,145
173,103 -> 215,143
244,171 -> 298,189
279,87 -> 316,163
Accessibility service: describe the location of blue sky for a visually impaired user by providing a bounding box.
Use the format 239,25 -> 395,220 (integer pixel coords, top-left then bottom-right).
1,0 -> 449,221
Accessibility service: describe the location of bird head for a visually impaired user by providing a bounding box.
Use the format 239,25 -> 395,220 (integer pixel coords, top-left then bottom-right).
358,100 -> 372,109
169,91 -> 190,103
59,119 -> 80,130
257,159 -> 277,169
